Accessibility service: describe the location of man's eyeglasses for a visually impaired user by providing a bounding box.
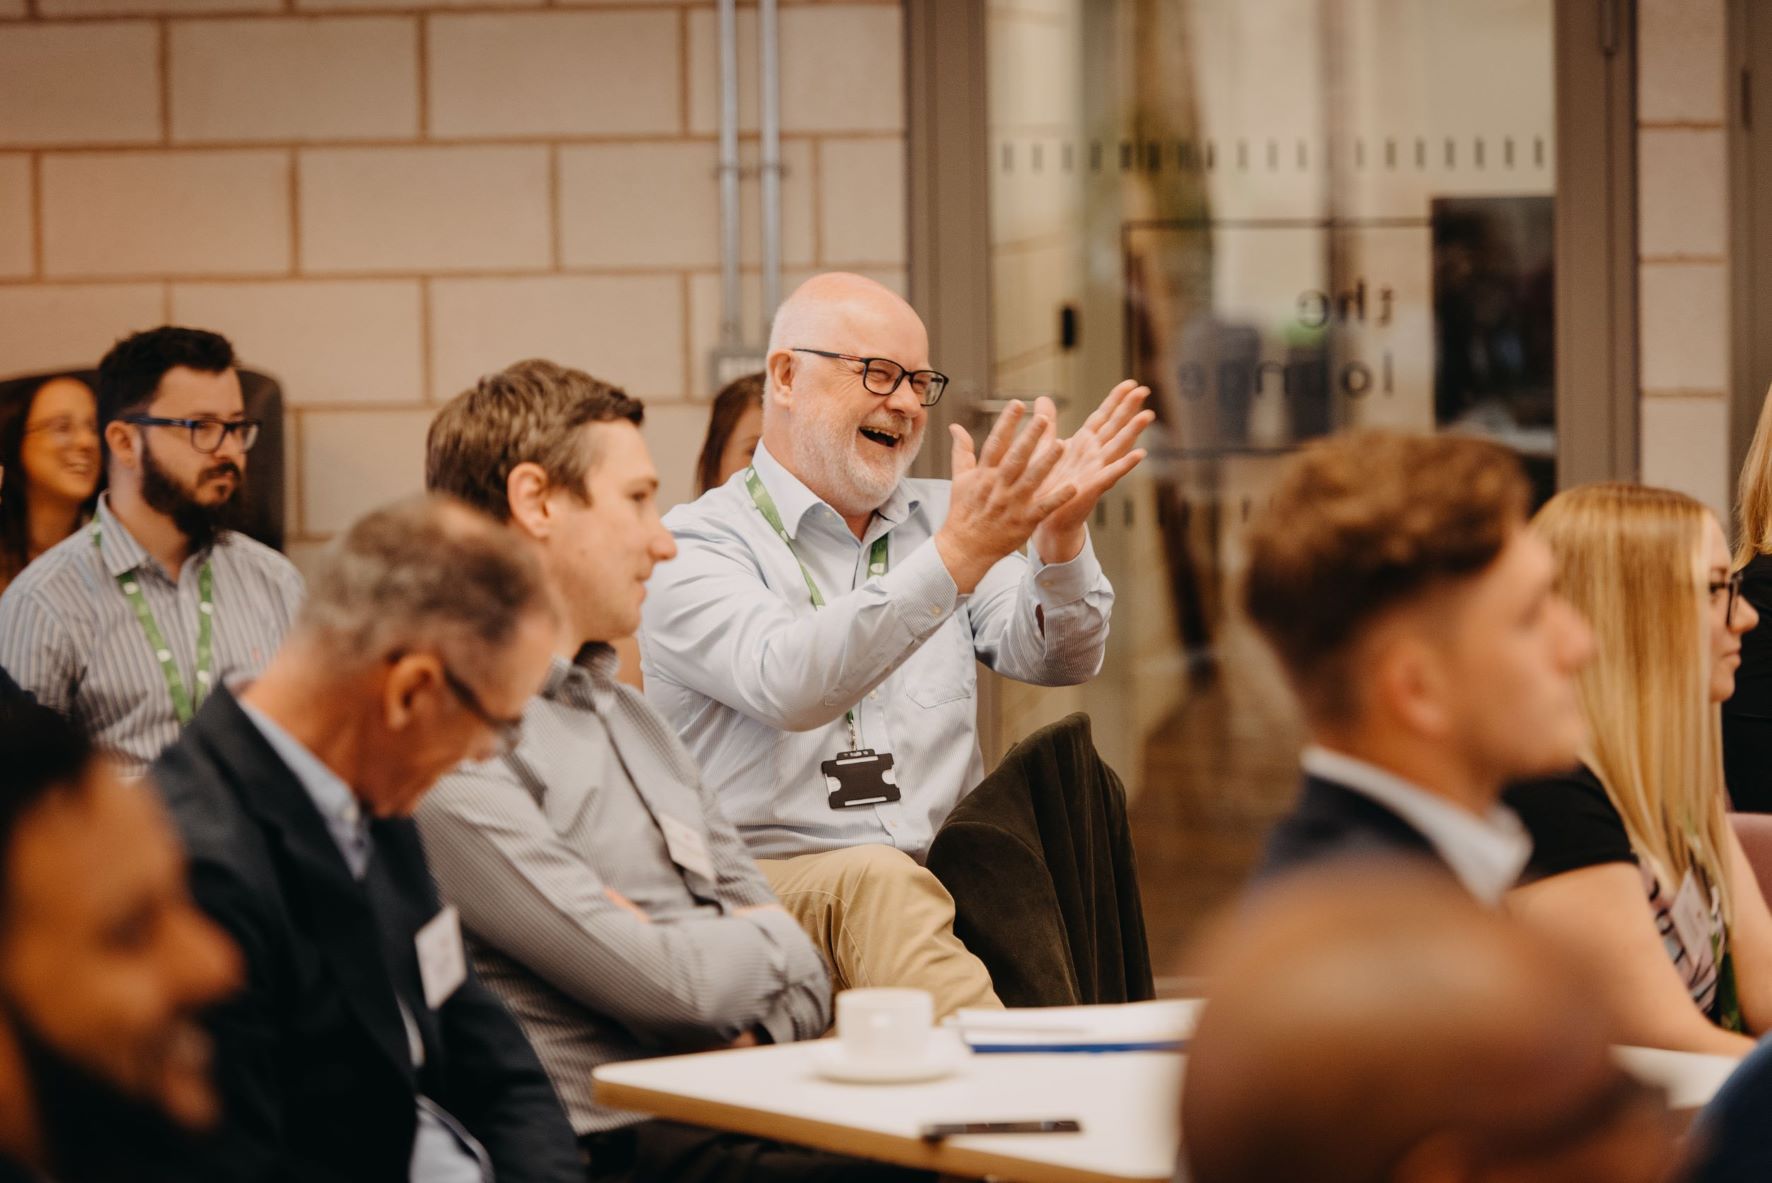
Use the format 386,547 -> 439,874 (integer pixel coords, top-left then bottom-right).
121,415 -> 262,455
792,348 -> 949,407
1710,569 -> 1745,626
440,664 -> 524,755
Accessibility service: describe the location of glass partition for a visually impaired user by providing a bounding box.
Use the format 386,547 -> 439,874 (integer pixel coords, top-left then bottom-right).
982,0 -> 1558,950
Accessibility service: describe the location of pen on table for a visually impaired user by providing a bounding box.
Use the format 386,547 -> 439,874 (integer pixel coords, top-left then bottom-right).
919,1119 -> 1084,1141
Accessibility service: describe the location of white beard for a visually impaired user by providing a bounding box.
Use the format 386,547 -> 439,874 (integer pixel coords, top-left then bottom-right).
790,408 -> 921,517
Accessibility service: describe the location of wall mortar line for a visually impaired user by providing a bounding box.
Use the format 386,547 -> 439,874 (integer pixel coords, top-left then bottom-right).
157,17 -> 171,143
28,153 -> 44,279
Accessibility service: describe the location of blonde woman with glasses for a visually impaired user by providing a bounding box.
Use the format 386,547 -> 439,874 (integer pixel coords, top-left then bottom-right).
1503,483 -> 1772,1056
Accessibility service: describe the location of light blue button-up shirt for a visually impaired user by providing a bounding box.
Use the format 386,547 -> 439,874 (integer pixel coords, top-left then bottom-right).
640,442 -> 1114,862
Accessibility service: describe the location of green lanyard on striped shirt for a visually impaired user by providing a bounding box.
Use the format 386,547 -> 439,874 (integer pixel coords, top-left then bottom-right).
745,467 -> 888,746
91,524 -> 215,726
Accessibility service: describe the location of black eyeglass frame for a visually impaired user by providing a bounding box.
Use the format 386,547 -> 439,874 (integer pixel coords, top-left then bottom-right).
121,414 -> 262,455
439,664 -> 524,755
791,348 -> 950,407
1710,570 -> 1746,626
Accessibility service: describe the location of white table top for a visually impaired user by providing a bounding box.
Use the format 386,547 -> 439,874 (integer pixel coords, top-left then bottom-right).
1613,1045 -> 1741,1111
590,1036 -> 1738,1182
592,1038 -> 1185,1183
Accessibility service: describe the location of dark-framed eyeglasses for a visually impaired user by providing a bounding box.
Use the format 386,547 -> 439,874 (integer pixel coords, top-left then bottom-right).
1710,569 -> 1746,625
439,664 -> 524,755
121,415 -> 261,455
792,348 -> 949,407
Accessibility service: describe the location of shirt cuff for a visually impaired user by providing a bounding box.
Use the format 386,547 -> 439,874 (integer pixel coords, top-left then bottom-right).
1027,530 -> 1104,607
885,538 -> 960,639
745,909 -> 834,1041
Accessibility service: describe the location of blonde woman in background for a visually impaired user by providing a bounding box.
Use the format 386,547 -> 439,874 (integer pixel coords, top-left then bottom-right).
1725,385 -> 1772,811
1502,483 -> 1772,1055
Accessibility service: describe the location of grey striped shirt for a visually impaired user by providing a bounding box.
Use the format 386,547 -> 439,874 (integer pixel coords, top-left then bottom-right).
414,644 -> 832,1135
0,495 -> 304,773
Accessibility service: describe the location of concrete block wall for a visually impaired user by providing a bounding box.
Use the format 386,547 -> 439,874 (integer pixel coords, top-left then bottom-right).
1637,0 -> 1732,522
0,0 -> 907,565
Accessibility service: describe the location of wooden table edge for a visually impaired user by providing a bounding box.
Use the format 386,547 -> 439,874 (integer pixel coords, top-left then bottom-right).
591,1076 -> 1174,1183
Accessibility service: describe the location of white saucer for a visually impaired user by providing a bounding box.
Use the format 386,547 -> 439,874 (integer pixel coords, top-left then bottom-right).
811,1031 -> 970,1084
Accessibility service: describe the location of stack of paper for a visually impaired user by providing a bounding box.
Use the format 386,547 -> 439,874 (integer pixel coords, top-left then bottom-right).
947,999 -> 1203,1053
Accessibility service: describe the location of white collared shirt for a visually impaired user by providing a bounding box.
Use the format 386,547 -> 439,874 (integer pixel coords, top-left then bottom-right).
1300,744 -> 1531,904
640,442 -> 1114,861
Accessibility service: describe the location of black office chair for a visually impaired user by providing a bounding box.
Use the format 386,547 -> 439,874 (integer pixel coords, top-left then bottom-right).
0,367 -> 288,553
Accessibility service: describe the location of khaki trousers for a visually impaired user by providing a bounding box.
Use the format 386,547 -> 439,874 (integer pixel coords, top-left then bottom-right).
758,845 -> 1003,1020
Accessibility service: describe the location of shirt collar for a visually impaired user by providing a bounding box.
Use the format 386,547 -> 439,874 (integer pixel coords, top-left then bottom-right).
237,698 -> 369,877
89,492 -> 222,581
1300,744 -> 1531,904
541,642 -> 620,712
90,494 -> 152,579
748,441 -> 921,539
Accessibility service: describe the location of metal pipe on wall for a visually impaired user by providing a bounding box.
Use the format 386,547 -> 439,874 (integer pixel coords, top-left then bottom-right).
759,0 -> 783,333
717,0 -> 742,350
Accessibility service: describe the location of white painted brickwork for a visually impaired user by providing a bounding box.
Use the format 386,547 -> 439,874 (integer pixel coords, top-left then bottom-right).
1637,0 -> 1732,522
0,1 -> 906,544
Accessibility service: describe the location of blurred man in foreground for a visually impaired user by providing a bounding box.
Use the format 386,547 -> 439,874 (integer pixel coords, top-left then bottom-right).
1181,863 -> 1681,1183
0,699 -> 240,1182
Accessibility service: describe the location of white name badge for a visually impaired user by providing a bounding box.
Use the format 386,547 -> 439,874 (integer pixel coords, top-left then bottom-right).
415,904 -> 467,1011
658,814 -> 715,883
1668,869 -> 1716,969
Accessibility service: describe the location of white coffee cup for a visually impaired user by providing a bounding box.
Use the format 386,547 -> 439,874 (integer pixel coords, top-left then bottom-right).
835,987 -> 934,1066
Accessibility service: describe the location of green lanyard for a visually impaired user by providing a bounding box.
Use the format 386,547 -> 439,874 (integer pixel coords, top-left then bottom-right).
745,467 -> 888,747
91,524 -> 215,726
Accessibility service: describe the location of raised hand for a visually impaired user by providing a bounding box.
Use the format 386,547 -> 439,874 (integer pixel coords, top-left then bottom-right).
1030,381 -> 1154,564
935,401 -> 1078,594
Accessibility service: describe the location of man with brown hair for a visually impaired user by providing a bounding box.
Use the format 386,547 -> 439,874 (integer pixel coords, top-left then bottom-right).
1243,429 -> 1594,899
419,360 -> 925,1182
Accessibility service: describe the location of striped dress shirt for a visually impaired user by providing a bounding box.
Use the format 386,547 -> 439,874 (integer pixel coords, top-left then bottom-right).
414,644 -> 832,1135
0,495 -> 304,773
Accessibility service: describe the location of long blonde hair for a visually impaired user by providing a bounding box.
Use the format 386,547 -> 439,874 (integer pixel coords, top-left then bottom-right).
1534,483 -> 1735,925
1735,381 -> 1772,569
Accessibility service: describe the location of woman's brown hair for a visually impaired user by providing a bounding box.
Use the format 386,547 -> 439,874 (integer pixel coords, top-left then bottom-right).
695,372 -> 764,496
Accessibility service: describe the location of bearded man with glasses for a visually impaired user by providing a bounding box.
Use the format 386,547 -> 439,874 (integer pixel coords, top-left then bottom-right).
641,271 -> 1154,1018
0,327 -> 303,773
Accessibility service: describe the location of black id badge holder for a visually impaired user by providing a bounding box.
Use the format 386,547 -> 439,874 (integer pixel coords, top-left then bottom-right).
821,749 -> 902,809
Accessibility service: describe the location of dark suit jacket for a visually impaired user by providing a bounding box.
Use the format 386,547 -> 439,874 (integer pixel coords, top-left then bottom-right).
926,713 -> 1153,1007
1691,1031 -> 1772,1182
150,689 -> 582,1183
1252,773 -> 1452,886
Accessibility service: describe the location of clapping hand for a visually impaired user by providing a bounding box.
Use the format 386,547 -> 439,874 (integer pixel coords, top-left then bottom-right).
1030,381 -> 1153,564
934,401 -> 1078,595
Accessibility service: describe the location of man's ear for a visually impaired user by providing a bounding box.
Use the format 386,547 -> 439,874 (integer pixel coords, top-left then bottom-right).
104,421 -> 140,471
505,462 -> 554,541
765,350 -> 796,410
1371,629 -> 1455,742
382,653 -> 442,736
